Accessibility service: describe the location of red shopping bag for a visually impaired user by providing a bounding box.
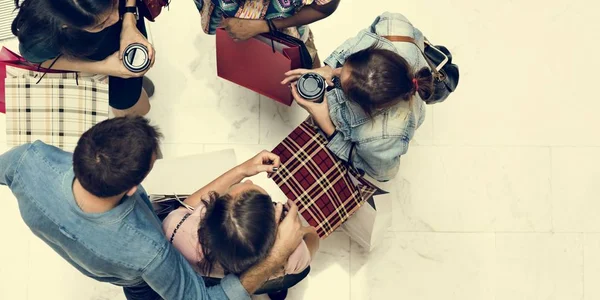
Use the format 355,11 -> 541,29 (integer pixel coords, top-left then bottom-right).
0,47 -> 67,113
216,29 -> 312,106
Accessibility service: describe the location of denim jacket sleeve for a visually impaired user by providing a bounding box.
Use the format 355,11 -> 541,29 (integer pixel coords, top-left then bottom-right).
327,130 -> 353,162
326,129 -> 406,182
143,243 -> 250,300
0,144 -> 31,187
323,12 -> 420,68
351,137 -> 407,182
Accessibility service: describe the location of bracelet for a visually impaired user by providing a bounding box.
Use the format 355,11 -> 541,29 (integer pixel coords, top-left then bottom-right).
266,19 -> 278,33
122,6 -> 139,21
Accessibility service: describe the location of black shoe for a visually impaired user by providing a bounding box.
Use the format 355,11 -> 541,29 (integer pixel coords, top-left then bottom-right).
143,76 -> 155,98
267,289 -> 288,300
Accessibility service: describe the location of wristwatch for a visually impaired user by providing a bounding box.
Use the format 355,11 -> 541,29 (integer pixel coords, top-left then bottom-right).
122,6 -> 139,21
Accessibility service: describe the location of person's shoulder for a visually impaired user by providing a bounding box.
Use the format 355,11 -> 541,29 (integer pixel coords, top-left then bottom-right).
163,208 -> 188,226
379,12 -> 411,22
162,207 -> 198,234
372,12 -> 417,38
29,140 -> 72,162
18,141 -> 73,174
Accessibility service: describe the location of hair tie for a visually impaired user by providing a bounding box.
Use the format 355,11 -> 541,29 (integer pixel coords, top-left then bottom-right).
412,78 -> 419,91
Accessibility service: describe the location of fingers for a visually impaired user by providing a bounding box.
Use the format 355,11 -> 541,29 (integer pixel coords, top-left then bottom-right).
260,151 -> 281,167
256,164 -> 278,175
273,202 -> 283,225
254,150 -> 281,178
281,75 -> 302,85
284,69 -> 309,77
119,45 -> 125,60
290,83 -> 312,108
285,199 -> 298,217
282,69 -> 311,84
325,77 -> 334,86
148,46 -> 156,68
146,43 -> 154,60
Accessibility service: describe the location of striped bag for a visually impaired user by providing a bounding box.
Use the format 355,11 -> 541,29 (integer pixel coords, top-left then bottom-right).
271,120 -> 386,238
4,66 -> 109,151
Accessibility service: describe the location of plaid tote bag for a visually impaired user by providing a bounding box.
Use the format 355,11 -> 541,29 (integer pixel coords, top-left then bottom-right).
271,120 -> 386,238
4,66 -> 109,151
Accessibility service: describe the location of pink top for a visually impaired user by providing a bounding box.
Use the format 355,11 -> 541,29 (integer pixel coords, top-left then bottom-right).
163,201 -> 312,278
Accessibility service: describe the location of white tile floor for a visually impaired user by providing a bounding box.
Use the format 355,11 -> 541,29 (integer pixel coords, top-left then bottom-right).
1,0 -> 599,299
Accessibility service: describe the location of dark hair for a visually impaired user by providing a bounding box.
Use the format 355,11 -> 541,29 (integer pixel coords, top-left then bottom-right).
11,0 -> 117,58
198,191 -> 277,276
73,116 -> 162,198
343,45 -> 434,116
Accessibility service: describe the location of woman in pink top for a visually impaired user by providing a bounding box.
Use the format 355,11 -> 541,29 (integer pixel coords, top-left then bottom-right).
163,150 -> 320,299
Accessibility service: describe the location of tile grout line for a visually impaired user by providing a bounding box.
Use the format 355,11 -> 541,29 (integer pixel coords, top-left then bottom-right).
388,230 -> 600,234
410,144 -> 600,148
431,105 -> 435,146
582,233 -> 585,300
549,147 -> 555,232
494,232 -> 497,300
348,233 -> 352,300
25,236 -> 31,300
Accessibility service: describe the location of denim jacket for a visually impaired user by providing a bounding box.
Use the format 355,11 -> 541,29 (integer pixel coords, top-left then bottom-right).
0,141 -> 249,300
323,12 -> 428,182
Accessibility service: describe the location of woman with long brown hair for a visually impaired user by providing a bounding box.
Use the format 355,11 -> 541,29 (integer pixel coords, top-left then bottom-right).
283,12 -> 433,182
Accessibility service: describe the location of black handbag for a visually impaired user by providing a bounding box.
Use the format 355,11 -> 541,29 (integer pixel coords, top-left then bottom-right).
384,35 -> 459,104
264,30 -> 313,69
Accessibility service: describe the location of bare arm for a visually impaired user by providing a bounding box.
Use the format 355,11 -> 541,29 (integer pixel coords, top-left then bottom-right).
183,150 -> 281,207
302,226 -> 320,259
38,0 -> 149,78
272,0 -> 340,30
183,165 -> 246,207
239,254 -> 284,293
221,0 -> 340,41
38,0 -> 136,74
239,200 -> 309,293
39,56 -> 107,74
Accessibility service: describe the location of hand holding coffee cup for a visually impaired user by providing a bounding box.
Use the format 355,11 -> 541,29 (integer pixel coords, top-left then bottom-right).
296,73 -> 326,103
282,66 -> 335,86
122,43 -> 151,73
291,81 -> 336,136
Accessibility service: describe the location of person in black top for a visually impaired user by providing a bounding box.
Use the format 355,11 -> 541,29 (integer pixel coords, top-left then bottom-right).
11,0 -> 156,116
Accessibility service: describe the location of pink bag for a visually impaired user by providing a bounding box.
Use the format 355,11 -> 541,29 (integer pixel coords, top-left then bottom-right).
0,47 -> 68,113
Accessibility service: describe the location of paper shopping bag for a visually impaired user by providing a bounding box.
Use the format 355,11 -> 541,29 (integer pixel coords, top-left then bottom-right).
0,47 -> 68,113
4,66 -> 109,151
339,179 -> 394,251
270,120 -> 386,238
216,29 -> 312,106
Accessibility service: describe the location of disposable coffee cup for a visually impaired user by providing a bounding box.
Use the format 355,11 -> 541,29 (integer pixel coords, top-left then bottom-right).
123,43 -> 150,73
296,73 -> 326,103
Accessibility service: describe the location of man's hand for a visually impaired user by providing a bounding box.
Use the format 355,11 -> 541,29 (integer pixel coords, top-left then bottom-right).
269,200 -> 308,268
219,18 -> 270,41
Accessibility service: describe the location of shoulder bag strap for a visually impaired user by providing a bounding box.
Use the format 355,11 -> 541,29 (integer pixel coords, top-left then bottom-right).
381,35 -> 442,79
169,212 -> 192,244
